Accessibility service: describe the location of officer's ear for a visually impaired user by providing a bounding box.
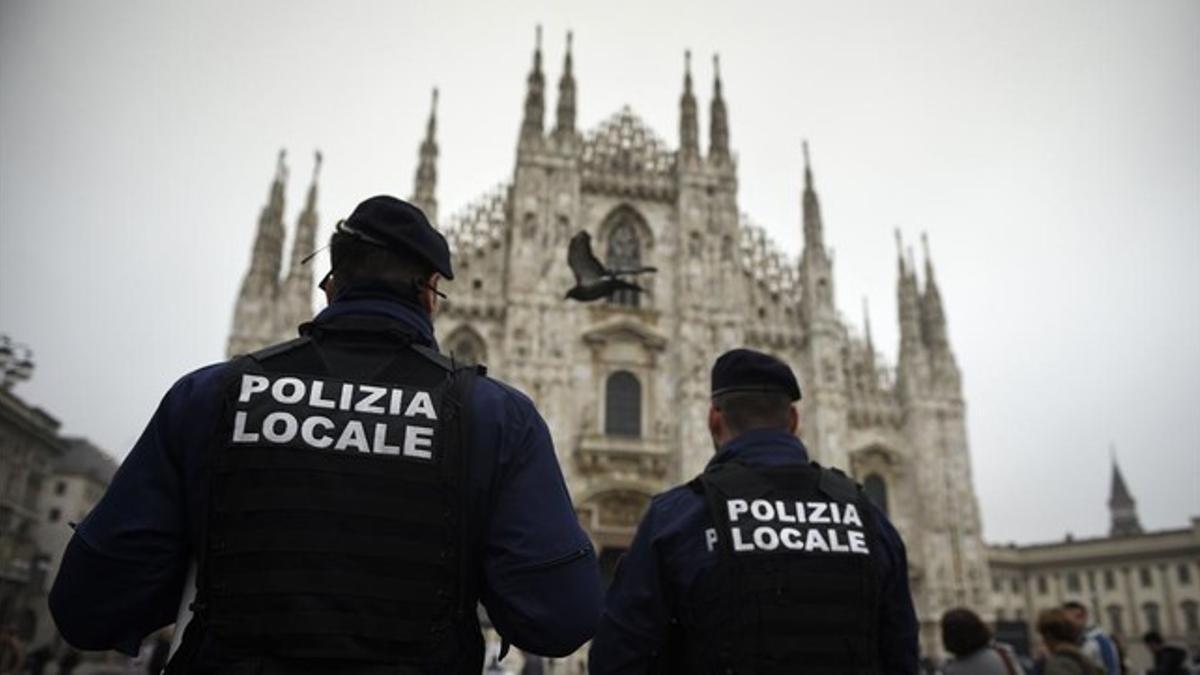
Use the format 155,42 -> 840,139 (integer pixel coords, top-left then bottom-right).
787,405 -> 799,435
418,273 -> 442,315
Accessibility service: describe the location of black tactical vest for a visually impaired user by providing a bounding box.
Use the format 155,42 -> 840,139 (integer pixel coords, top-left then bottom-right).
170,315 -> 478,674
681,460 -> 881,675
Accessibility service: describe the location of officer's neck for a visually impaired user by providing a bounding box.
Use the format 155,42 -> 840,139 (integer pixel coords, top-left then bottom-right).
332,284 -> 428,313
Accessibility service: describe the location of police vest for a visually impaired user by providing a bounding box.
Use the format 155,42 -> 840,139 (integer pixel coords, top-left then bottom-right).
679,460 -> 881,675
170,315 -> 478,673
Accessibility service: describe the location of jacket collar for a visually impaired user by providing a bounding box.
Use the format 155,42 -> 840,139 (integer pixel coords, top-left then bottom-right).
310,289 -> 437,349
707,428 -> 810,470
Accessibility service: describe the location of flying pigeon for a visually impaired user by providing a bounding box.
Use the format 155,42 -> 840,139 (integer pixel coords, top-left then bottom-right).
564,231 -> 657,302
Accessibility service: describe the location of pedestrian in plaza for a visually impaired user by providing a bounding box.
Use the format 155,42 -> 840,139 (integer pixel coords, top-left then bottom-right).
1141,631 -> 1189,675
940,607 -> 1023,675
589,348 -> 919,673
1062,601 -> 1120,675
49,196 -> 603,673
1036,608 -> 1102,675
0,625 -> 22,675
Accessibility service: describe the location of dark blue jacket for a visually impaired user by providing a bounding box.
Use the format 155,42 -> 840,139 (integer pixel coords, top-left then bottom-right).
49,295 -> 603,667
589,429 -> 919,674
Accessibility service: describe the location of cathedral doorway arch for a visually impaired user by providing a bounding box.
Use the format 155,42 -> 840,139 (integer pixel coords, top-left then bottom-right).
576,484 -> 655,582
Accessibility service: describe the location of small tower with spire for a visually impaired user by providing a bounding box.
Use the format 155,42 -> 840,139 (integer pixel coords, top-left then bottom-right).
553,31 -> 577,144
1109,449 -> 1144,536
799,141 -> 835,321
227,150 -> 289,357
895,229 -> 929,398
708,54 -> 730,165
519,25 -> 546,151
411,88 -> 439,223
278,150 -> 322,336
920,233 -> 948,349
679,50 -> 700,166
919,232 -> 961,393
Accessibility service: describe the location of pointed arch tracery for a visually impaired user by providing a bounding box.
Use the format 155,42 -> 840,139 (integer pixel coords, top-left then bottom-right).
444,325 -> 487,366
600,206 -> 653,307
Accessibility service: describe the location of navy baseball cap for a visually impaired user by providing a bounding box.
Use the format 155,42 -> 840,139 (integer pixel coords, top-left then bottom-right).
339,196 -> 454,280
711,348 -> 802,401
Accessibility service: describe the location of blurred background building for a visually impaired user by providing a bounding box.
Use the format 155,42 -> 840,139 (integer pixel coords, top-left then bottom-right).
989,459 -> 1200,670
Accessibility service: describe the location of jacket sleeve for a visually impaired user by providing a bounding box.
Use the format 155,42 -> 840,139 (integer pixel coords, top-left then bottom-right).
48,365 -> 223,655
478,385 -> 602,657
873,510 -> 920,675
588,502 -> 669,675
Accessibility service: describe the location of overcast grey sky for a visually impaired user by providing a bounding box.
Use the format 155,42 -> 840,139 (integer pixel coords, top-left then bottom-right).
1,0 -> 1197,544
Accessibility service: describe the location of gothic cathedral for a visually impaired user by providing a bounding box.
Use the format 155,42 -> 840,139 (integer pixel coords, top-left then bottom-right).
226,30 -> 992,651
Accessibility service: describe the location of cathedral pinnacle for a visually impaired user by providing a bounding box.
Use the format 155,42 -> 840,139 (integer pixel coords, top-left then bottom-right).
520,25 -> 546,147
412,87 -> 439,223
226,150 -> 290,357
679,50 -> 700,162
554,31 -> 576,140
801,140 -> 825,253
279,150 -> 322,332
920,232 -> 948,349
896,230 -> 923,355
708,54 -> 730,163
1108,448 -> 1143,537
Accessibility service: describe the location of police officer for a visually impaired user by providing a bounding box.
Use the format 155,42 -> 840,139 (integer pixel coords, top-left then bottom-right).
589,348 -> 919,674
49,196 -> 603,673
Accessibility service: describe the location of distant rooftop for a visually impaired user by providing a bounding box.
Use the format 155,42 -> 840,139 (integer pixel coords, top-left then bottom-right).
56,437 -> 118,485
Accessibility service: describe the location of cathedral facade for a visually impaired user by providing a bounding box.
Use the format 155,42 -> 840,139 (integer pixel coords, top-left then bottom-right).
227,32 -> 992,654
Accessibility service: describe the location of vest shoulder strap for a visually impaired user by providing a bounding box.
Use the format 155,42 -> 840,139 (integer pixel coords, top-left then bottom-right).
411,342 -> 489,377
817,464 -> 863,502
244,336 -> 312,363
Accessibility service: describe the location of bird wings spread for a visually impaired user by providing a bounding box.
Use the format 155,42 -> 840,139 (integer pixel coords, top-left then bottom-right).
567,231 -> 607,285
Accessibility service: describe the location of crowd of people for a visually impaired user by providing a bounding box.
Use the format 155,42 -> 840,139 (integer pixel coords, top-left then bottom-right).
935,602 -> 1198,675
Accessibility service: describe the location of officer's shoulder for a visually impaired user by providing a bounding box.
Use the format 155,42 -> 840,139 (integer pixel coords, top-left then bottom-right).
649,483 -> 702,514
168,361 -> 231,399
470,373 -> 538,413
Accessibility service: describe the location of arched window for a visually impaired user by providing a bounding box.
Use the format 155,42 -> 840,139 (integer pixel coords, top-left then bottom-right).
445,326 -> 487,366
863,474 -> 888,518
1142,602 -> 1161,632
1106,605 -> 1124,636
1181,600 -> 1199,632
605,213 -> 644,307
605,371 -> 642,437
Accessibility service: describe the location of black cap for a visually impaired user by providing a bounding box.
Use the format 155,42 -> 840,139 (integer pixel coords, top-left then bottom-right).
340,196 -> 454,280
711,348 -> 801,401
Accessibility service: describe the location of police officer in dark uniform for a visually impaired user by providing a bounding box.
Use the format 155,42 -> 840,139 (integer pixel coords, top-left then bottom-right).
589,348 -> 919,674
49,196 -> 602,673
